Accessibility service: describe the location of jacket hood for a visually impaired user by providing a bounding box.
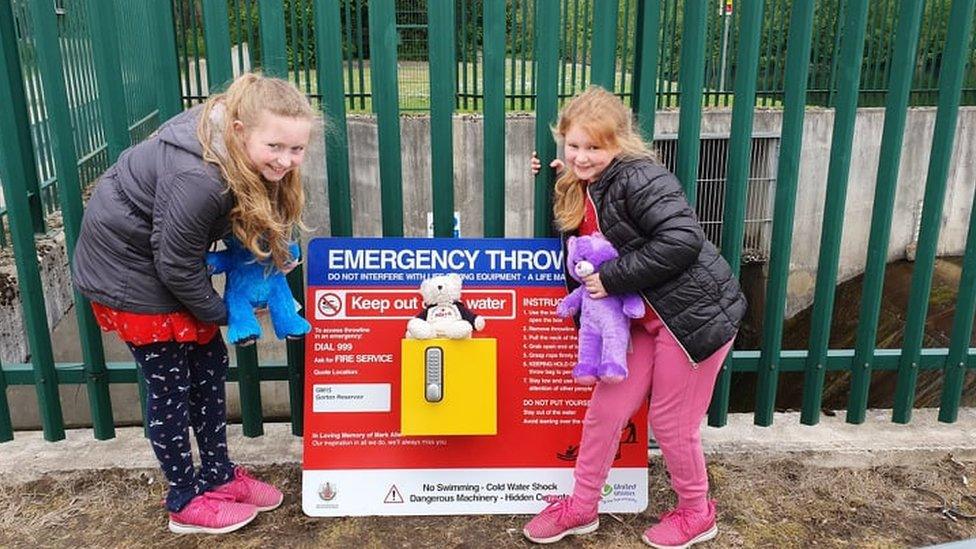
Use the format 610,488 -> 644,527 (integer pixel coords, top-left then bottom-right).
156,103 -> 229,161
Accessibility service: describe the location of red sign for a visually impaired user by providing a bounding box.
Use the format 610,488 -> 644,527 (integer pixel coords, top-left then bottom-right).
302,238 -> 647,516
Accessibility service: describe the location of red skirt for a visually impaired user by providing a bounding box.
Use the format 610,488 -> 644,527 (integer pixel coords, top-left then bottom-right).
90,302 -> 219,346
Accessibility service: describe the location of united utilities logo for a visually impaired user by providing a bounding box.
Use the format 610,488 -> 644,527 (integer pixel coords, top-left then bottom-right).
601,482 -> 638,504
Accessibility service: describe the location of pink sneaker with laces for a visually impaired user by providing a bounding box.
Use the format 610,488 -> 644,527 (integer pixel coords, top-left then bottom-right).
641,500 -> 718,548
212,466 -> 284,511
168,491 -> 257,535
523,496 -> 599,544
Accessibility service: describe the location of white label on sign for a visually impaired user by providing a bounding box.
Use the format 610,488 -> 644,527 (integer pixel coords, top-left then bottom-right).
313,384 -> 391,413
302,467 -> 647,516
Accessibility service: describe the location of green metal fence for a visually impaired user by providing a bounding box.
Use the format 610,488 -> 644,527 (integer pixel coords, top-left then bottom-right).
166,0 -> 976,112
0,1 -> 164,249
1,0 -> 976,444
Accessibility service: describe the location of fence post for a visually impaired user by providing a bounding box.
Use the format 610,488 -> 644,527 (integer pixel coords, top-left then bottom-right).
313,0 -> 352,237
634,0 -> 660,141
201,0 -> 234,92
708,0 -> 765,428
152,0 -> 183,121
590,0 -> 619,91
826,0 -> 846,108
847,0 -> 925,425
754,0 -> 816,426
285,264 -> 306,436
0,354 -> 10,442
259,0 -> 287,77
800,0 -> 870,426
533,0 -> 560,237
29,0 -> 118,439
86,0 -> 131,162
428,0 -> 456,237
231,0 -> 294,440
482,0 -> 506,237
368,0 -> 404,237
0,3 -> 45,234
675,0 -> 707,205
894,0 -> 976,424
939,186 -> 976,423
0,12 -> 64,442
258,0 -> 301,436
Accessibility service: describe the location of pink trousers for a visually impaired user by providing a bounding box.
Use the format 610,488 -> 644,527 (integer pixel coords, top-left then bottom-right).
572,316 -> 734,513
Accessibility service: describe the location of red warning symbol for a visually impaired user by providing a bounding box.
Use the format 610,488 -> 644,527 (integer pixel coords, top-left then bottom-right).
316,292 -> 343,318
384,484 -> 404,504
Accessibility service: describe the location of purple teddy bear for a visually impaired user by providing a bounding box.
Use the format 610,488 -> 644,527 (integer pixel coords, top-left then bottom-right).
557,234 -> 646,384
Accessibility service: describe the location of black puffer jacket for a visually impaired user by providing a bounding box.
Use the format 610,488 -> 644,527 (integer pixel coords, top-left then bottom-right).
562,157 -> 747,363
72,106 -> 233,324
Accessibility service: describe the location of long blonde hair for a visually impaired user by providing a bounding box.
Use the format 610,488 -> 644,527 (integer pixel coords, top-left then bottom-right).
552,86 -> 656,232
197,73 -> 317,269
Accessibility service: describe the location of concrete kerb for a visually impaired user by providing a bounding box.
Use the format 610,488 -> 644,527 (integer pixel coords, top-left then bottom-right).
1,408 -> 974,484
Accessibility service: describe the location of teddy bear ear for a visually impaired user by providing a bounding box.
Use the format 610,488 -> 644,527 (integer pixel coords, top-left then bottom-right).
448,273 -> 461,283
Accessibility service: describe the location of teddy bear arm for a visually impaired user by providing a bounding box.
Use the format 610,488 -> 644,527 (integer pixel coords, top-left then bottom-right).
621,293 -> 647,319
444,320 -> 473,339
556,288 -> 584,317
454,301 -> 484,331
407,317 -> 436,339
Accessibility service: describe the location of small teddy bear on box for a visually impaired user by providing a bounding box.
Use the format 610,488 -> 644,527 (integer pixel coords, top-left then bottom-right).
406,273 -> 485,339
557,233 -> 645,384
207,237 -> 311,345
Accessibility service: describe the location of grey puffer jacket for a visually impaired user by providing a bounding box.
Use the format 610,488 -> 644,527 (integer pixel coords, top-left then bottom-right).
562,157 -> 747,363
72,106 -> 233,324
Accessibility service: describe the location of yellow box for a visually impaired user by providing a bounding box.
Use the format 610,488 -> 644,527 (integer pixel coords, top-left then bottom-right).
400,338 -> 497,436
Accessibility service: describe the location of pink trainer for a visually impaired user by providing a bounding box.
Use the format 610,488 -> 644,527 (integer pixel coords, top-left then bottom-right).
523,496 -> 599,544
641,499 -> 718,549
212,466 -> 284,512
168,491 -> 257,535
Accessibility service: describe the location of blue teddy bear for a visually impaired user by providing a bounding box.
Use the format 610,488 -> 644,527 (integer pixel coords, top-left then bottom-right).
207,237 -> 311,345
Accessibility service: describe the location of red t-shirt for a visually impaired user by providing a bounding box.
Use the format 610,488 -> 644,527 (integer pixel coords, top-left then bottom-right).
577,184 -> 658,326
91,302 -> 219,346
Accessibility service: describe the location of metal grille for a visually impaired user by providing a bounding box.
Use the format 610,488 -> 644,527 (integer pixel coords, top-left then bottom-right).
653,135 -> 777,262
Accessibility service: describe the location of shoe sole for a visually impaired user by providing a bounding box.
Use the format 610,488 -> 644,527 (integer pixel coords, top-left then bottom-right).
523,519 -> 599,544
255,494 -> 284,512
641,524 -> 718,549
168,511 -> 257,535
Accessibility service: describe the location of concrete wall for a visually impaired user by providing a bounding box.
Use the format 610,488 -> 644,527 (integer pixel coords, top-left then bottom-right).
0,230 -> 75,364
6,106 -> 976,428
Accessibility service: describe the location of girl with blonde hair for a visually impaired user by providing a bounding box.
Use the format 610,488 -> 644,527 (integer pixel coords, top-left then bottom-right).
73,73 -> 316,534
525,86 -> 746,548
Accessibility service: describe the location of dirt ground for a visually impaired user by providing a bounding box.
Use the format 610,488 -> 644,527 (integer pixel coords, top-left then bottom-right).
2,453 -> 976,549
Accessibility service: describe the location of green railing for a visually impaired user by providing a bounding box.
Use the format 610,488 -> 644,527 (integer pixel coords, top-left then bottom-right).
1,0 -> 976,444
167,0 -> 976,112
0,1 -> 164,249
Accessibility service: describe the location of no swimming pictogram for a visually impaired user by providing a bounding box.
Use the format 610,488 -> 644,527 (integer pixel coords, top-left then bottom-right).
315,291 -> 343,319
